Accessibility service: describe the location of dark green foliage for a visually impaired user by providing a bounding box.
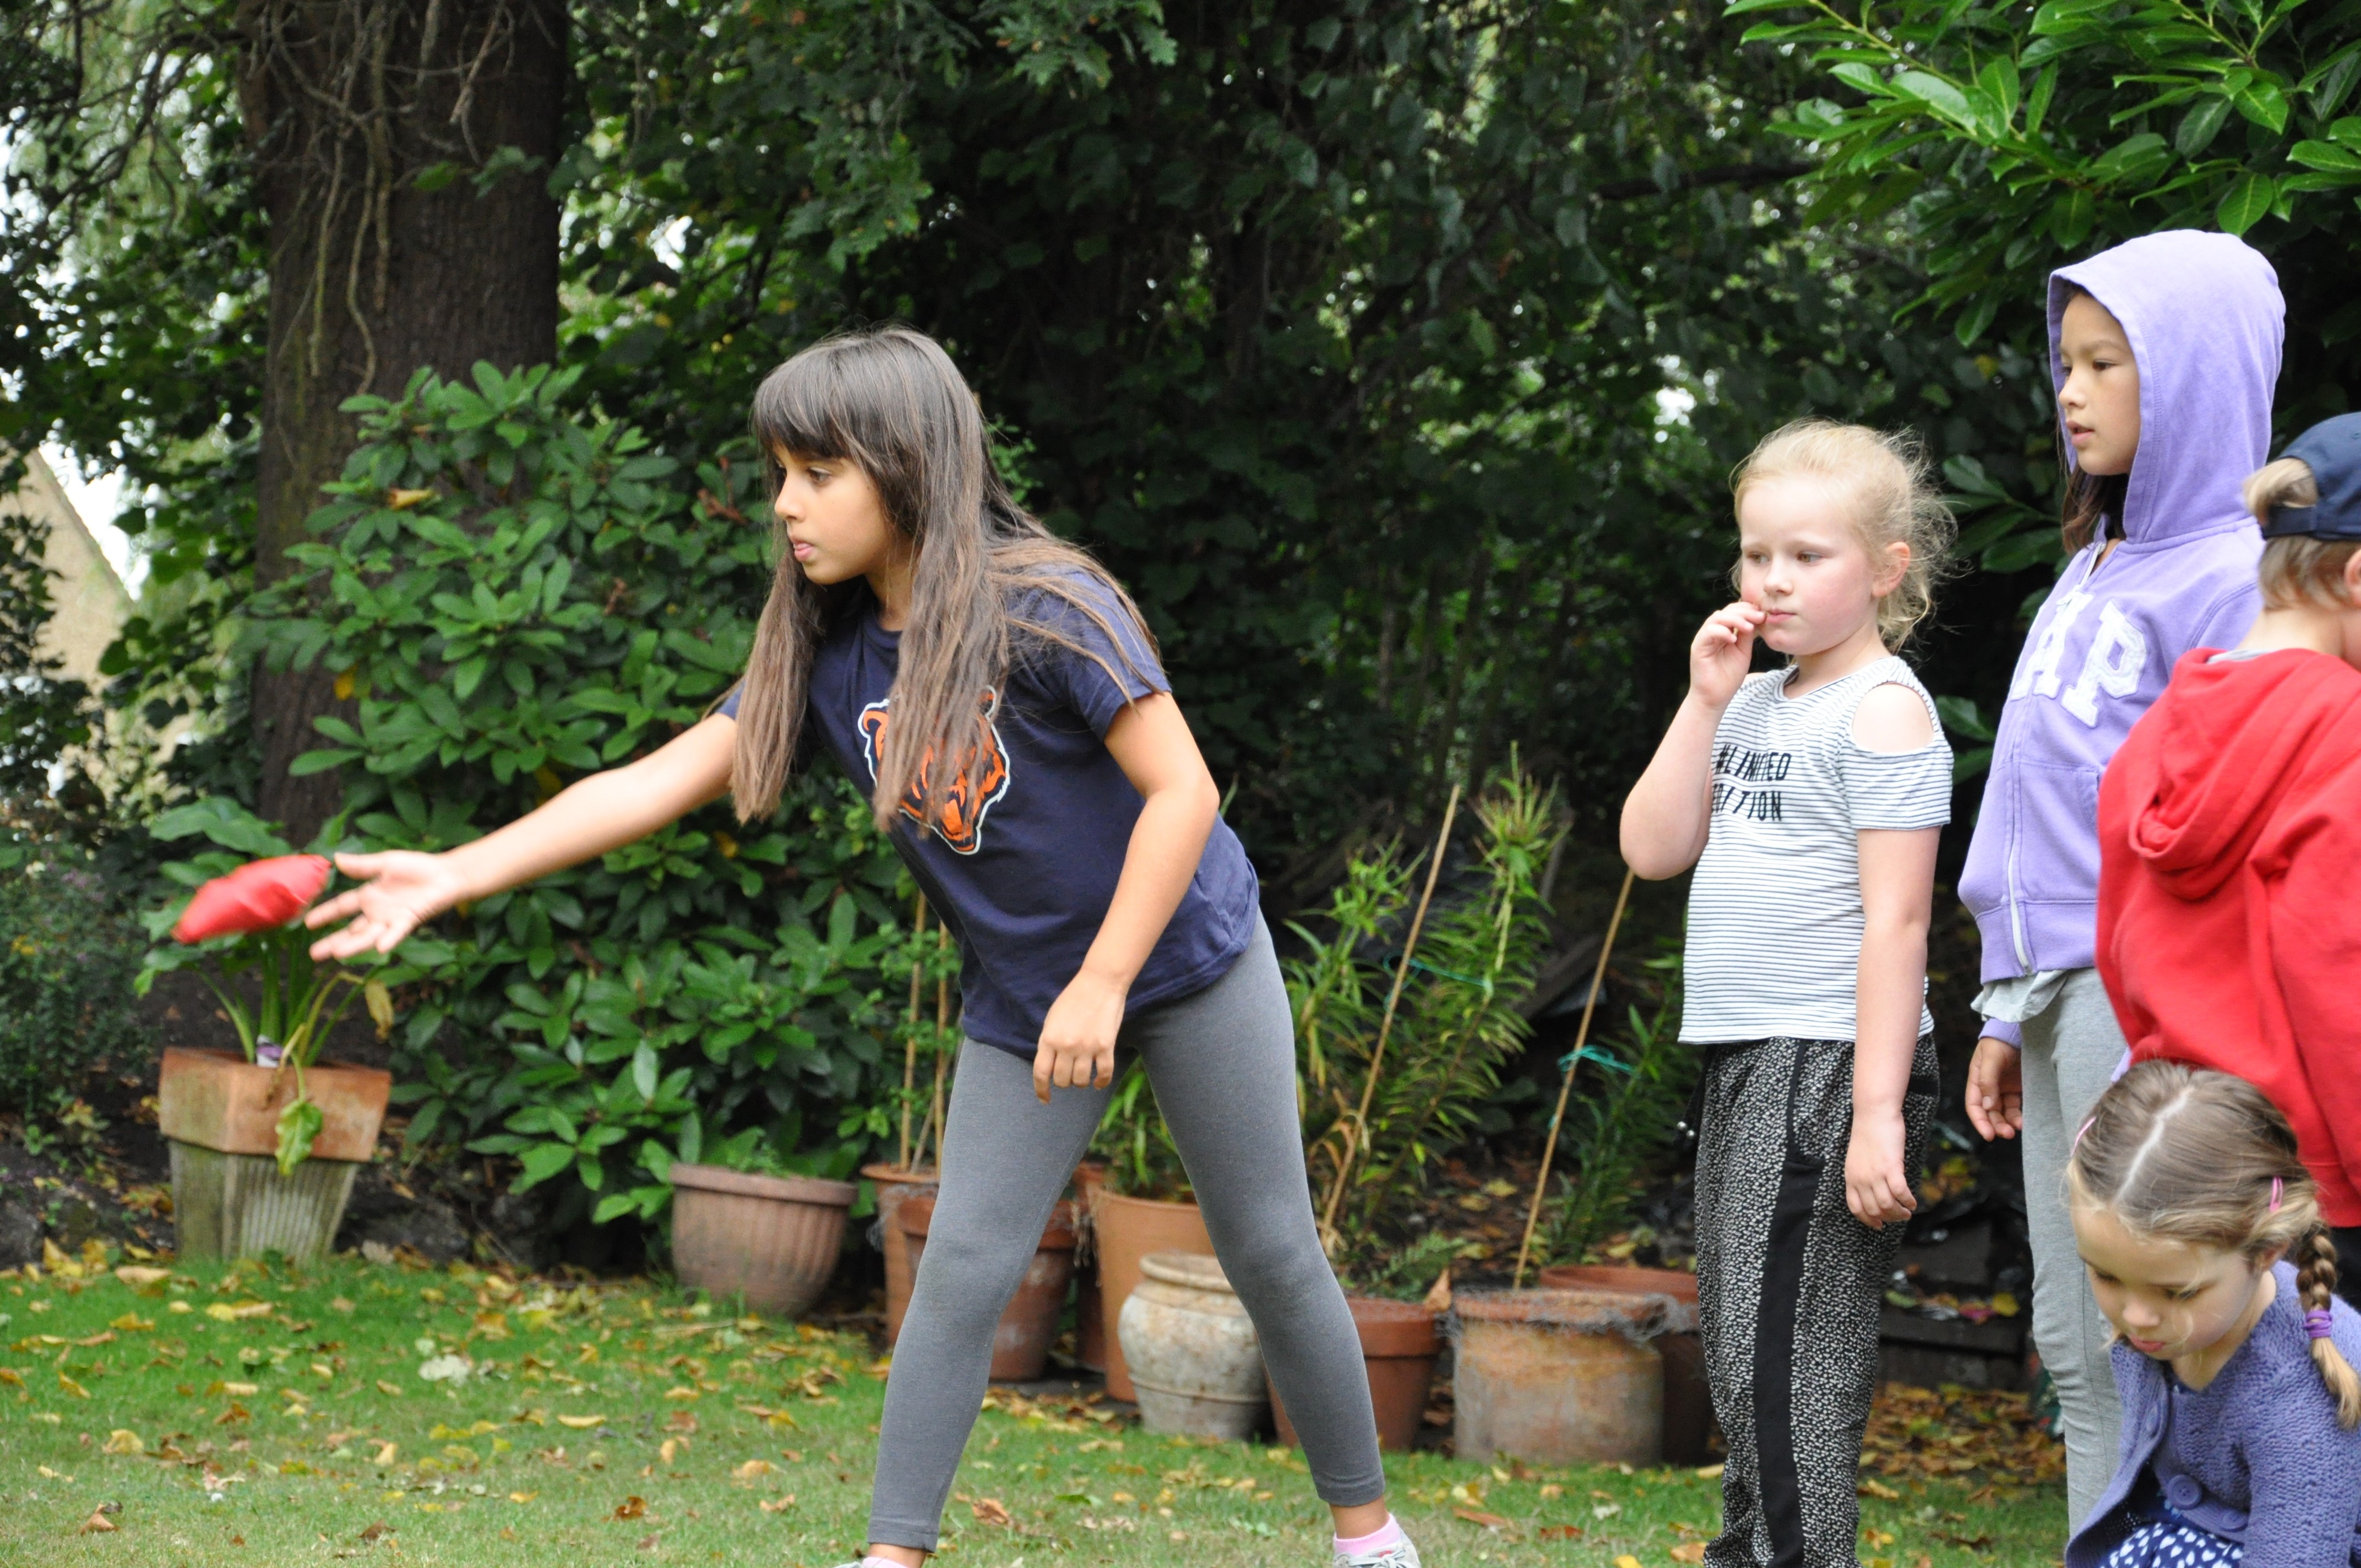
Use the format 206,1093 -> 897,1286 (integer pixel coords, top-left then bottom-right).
1543,947 -> 1698,1264
1740,0 -> 2361,570
247,363 -> 910,1230
0,855 -> 148,1114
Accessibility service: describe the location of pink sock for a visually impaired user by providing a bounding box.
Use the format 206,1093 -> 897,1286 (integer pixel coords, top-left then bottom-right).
1335,1516 -> 1406,1553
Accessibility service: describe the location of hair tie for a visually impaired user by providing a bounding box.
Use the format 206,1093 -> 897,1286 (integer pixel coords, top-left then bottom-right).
2271,1176 -> 2284,1213
2306,1308 -> 2336,1342
2073,1117 -> 2096,1150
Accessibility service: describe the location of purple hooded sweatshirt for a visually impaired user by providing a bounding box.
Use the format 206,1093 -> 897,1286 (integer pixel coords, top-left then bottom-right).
1959,231 -> 2281,1042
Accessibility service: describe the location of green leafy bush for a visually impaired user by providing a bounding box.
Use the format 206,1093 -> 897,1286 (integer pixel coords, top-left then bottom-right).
0,854 -> 148,1115
252,362 -> 910,1234
1541,946 -> 1698,1266
1286,769 -> 1565,1266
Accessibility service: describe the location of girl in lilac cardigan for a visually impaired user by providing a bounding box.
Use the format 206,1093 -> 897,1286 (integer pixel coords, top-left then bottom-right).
1960,231 -> 2282,1525
2065,1062 -> 2361,1566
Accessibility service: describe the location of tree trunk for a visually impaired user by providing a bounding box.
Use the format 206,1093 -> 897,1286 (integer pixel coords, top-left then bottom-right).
238,0 -> 564,842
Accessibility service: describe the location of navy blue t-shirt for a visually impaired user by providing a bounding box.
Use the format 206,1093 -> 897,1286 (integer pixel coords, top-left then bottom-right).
720,580 -> 1259,1059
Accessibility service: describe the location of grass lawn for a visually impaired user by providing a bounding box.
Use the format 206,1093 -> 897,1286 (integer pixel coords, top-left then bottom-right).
2,1253 -> 2068,1567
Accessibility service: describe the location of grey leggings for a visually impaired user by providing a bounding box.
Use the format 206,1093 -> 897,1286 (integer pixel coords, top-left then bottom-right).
868,917 -> 1385,1549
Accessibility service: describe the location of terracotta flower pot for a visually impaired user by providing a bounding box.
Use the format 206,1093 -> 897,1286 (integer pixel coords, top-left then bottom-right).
1071,1159 -> 1109,1373
670,1163 -> 857,1317
862,1163 -> 939,1344
1090,1187 -> 1212,1401
1451,1288 -> 1691,1467
1270,1295 -> 1441,1453
898,1195 -> 1077,1381
157,1047 -> 391,1262
1118,1251 -> 1266,1440
1539,1262 -> 1717,1466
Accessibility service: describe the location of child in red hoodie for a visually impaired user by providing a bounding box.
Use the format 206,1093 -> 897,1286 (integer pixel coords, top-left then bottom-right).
2097,412 -> 2361,1306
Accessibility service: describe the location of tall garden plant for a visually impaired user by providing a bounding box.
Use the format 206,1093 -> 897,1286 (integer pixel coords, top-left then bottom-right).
1286,769 -> 1564,1267
247,362 -> 910,1233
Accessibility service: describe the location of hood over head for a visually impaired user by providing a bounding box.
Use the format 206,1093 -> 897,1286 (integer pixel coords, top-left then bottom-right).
2049,231 -> 2284,546
2123,652 -> 2357,899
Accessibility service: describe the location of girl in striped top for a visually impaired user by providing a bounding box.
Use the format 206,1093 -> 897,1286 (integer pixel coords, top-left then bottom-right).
1622,420 -> 1954,1568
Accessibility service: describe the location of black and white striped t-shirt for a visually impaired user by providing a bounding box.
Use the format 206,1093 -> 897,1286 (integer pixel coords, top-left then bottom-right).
1679,656 -> 1951,1045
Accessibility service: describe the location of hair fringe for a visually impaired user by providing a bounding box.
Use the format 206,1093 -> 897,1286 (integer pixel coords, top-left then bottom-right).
729,326 -> 1158,834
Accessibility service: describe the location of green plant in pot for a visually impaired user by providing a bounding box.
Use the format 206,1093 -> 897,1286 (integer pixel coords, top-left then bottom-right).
138,798 -> 399,1260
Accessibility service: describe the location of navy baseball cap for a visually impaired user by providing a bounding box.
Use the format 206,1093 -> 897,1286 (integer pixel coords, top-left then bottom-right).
2263,412 -> 2361,540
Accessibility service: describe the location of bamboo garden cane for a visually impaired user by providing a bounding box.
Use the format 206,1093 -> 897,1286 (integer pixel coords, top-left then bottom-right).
1318,782 -> 1461,1247
1511,865 -> 1636,1287
897,894 -> 929,1170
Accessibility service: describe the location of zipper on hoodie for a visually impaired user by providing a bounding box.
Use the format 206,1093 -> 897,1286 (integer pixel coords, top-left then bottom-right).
2002,541 -> 2108,974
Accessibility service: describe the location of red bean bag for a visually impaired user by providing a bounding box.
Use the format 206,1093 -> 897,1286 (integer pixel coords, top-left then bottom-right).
171,855 -> 333,943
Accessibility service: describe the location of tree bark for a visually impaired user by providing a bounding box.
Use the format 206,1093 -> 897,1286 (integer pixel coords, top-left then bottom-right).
238,0 -> 564,842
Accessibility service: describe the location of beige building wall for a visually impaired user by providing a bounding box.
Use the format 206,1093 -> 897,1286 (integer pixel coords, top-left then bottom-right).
3,447 -> 131,684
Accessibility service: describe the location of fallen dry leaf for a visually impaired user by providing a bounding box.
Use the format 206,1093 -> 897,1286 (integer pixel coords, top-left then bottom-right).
102,1430 -> 142,1455
114,1266 -> 170,1289
1453,1508 -> 1510,1529
358,1521 -> 393,1542
1536,1525 -> 1583,1542
758,1495 -> 796,1513
1672,1544 -> 1708,1563
662,1411 -> 697,1434
372,1442 -> 398,1466
613,1496 -> 647,1521
970,1496 -> 1013,1526
1858,1478 -> 1902,1501
733,1459 -> 774,1480
558,1414 -> 606,1430
78,1511 -> 117,1534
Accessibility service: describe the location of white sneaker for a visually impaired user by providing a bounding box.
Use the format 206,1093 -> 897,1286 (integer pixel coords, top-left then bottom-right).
1335,1532 -> 1421,1568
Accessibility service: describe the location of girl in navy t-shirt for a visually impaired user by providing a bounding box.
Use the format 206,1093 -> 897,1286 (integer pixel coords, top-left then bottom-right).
306,326 -> 1413,1568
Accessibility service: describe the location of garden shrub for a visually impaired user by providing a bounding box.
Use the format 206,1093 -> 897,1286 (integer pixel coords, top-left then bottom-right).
0,853 -> 148,1114
250,362 -> 911,1234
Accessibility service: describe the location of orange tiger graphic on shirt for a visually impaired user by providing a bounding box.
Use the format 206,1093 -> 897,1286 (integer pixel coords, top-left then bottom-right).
856,690 -> 1012,856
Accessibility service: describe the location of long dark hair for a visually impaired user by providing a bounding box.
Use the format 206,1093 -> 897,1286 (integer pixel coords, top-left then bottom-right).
731,326 -> 1156,831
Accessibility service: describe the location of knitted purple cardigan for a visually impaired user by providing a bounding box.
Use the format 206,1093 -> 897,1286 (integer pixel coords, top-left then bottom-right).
2066,1263 -> 2361,1566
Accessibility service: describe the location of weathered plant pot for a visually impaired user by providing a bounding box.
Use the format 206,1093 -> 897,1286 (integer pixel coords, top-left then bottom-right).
1539,1262 -> 1717,1466
1451,1288 -> 1689,1467
862,1163 -> 939,1344
899,1195 -> 1076,1381
158,1047 -> 390,1262
1091,1188 -> 1212,1401
670,1163 -> 857,1317
1071,1159 -> 1109,1373
1119,1251 -> 1265,1440
1270,1295 -> 1441,1453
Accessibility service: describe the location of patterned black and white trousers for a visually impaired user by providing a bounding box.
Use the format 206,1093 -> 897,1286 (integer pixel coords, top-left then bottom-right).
1694,1035 -> 1939,1568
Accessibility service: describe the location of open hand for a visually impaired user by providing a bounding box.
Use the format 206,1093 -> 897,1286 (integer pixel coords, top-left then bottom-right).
1032,970 -> 1125,1103
1845,1108 -> 1918,1231
1965,1035 -> 2024,1141
1689,600 -> 1764,710
304,851 -> 468,960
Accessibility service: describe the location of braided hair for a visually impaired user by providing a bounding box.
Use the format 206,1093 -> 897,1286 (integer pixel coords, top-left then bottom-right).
2068,1060 -> 2360,1428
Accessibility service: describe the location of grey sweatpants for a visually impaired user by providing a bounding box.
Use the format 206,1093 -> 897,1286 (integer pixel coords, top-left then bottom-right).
2016,967 -> 2126,1533
867,916 -> 1385,1550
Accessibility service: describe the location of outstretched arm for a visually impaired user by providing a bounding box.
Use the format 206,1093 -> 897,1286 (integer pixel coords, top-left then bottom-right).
1032,693 -> 1220,1102
305,714 -> 739,959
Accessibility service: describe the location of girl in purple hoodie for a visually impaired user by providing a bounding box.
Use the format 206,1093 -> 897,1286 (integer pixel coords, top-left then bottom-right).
1958,231 -> 2282,1529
